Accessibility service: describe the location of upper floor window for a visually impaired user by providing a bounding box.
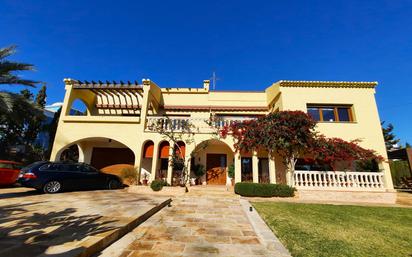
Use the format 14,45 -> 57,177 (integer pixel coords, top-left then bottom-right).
307,105 -> 353,122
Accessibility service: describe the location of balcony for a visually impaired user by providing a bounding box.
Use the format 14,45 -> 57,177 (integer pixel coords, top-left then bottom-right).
145,116 -> 256,133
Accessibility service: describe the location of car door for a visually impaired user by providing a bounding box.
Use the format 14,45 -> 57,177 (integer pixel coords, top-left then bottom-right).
80,164 -> 107,190
54,163 -> 82,190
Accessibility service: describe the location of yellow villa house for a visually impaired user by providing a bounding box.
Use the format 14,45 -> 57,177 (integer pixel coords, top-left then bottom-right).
50,78 -> 394,198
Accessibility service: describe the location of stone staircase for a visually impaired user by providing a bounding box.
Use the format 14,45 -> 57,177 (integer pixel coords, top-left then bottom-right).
187,185 -> 236,198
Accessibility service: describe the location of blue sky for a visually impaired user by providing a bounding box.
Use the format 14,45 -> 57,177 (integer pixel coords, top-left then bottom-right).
1,0 -> 411,144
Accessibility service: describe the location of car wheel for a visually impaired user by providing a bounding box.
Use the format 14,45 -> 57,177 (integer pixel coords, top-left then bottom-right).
108,179 -> 122,190
43,181 -> 62,194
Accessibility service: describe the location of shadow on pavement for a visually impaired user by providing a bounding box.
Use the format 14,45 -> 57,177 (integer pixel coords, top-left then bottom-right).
0,189 -> 40,199
0,201 -> 118,257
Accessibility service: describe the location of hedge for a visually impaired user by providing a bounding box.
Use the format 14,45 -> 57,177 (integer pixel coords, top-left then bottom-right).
234,182 -> 295,197
390,160 -> 412,187
150,180 -> 167,191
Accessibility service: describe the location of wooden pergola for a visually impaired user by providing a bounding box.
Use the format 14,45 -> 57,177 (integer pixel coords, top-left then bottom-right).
72,80 -> 144,114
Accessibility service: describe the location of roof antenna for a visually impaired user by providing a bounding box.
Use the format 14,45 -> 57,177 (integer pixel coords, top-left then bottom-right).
210,71 -> 220,90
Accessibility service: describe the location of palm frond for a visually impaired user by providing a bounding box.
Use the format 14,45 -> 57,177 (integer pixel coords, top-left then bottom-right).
0,75 -> 38,87
0,45 -> 39,87
0,45 -> 17,60
0,61 -> 35,74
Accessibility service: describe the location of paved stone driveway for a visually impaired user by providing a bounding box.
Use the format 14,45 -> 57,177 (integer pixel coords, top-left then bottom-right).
115,186 -> 290,257
0,187 -> 169,257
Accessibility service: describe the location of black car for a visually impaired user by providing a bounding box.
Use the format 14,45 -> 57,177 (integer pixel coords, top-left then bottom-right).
18,161 -> 123,193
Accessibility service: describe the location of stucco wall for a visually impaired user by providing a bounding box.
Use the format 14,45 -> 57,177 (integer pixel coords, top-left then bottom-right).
50,79 -> 393,189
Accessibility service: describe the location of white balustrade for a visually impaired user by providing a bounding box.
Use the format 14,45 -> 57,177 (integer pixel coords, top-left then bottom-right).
145,116 -> 255,133
294,170 -> 385,191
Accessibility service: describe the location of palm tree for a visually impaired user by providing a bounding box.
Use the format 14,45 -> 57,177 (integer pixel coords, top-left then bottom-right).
0,45 -> 38,87
0,45 -> 39,114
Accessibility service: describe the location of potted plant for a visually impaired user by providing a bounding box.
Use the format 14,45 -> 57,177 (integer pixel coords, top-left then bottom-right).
142,172 -> 149,186
228,164 -> 235,186
193,164 -> 205,185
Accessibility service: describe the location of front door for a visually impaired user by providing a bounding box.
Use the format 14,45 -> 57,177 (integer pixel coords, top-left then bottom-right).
206,154 -> 227,185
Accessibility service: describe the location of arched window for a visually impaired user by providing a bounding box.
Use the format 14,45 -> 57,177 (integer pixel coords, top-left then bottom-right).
174,141 -> 186,159
69,99 -> 88,116
143,141 -> 154,158
158,141 -> 170,159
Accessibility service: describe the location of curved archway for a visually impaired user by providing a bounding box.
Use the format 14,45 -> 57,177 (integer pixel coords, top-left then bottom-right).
174,141 -> 186,159
191,139 -> 234,185
55,137 -> 135,171
157,141 -> 170,181
69,98 -> 89,116
140,140 -> 155,184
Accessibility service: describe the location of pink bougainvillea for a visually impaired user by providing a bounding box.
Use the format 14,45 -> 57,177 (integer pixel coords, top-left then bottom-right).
220,111 -> 383,171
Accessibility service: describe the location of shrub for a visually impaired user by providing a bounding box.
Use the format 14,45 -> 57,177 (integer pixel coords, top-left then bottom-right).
150,179 -> 166,191
193,164 -> 205,178
120,167 -> 137,185
228,164 -> 235,179
234,182 -> 295,197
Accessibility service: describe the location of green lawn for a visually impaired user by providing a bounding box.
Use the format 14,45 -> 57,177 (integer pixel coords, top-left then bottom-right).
252,202 -> 412,257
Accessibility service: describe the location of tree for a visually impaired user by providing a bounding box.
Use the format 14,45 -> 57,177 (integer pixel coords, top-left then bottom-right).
311,136 -> 383,171
0,45 -> 38,87
221,111 -> 384,185
147,116 -> 214,191
35,83 -> 47,107
0,45 -> 44,162
0,92 -> 44,161
23,84 -> 47,146
405,142 -> 411,148
20,89 -> 33,100
221,111 -> 317,185
381,121 -> 400,150
46,107 -> 61,159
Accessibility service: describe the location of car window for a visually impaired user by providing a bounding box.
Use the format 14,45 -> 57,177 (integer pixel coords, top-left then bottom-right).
0,163 -> 13,169
39,163 -> 62,171
64,164 -> 82,172
81,164 -> 98,173
21,161 -> 47,172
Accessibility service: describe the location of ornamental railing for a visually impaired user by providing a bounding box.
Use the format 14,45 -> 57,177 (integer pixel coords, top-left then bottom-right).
294,170 -> 385,191
145,116 -> 255,133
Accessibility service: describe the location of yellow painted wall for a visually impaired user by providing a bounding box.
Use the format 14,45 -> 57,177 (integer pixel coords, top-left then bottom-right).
50,79 -> 393,189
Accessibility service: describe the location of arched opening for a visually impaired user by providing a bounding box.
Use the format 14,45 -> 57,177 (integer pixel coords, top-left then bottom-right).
157,141 -> 170,181
57,137 -> 135,171
191,139 -> 234,185
69,98 -> 89,116
172,141 -> 186,185
140,140 -> 155,184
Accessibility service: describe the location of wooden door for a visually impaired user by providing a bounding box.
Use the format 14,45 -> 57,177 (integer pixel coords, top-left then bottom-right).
206,154 -> 227,185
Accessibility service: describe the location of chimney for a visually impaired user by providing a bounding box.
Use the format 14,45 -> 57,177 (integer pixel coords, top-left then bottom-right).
203,80 -> 210,91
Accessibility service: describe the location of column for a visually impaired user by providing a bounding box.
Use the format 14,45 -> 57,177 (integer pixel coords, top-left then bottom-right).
134,147 -> 142,185
150,142 -> 159,183
185,157 -> 191,186
166,141 -> 174,185
76,143 -> 86,163
268,154 -> 276,184
286,162 -> 292,186
252,151 -> 259,183
184,143 -> 194,186
234,152 -> 242,183
379,161 -> 394,190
